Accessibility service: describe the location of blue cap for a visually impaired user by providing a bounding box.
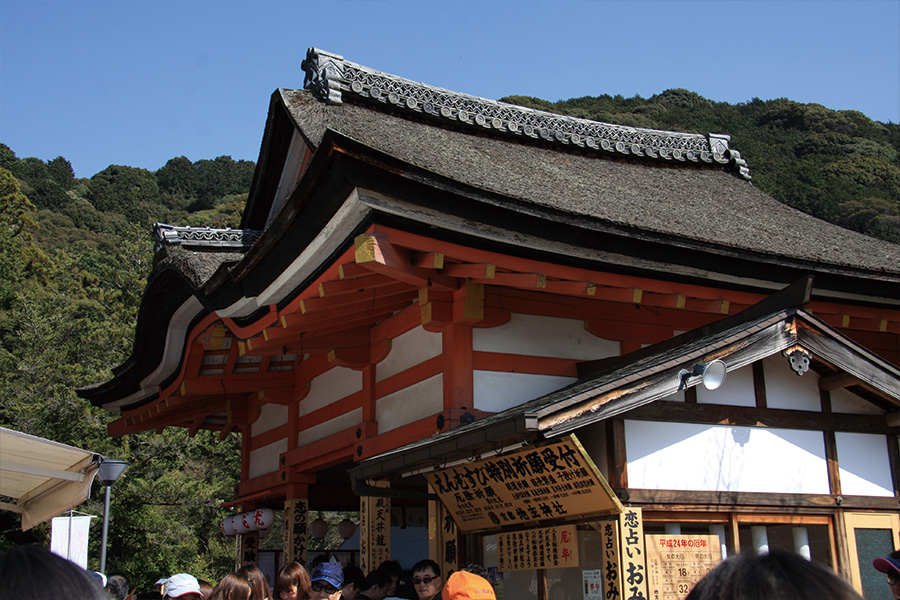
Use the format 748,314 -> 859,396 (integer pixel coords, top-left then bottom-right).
311,562 -> 343,589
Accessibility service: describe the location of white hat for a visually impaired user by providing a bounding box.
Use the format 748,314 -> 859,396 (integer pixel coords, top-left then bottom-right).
163,573 -> 201,597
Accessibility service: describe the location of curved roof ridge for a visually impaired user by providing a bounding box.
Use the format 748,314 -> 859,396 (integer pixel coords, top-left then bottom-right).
300,47 -> 751,179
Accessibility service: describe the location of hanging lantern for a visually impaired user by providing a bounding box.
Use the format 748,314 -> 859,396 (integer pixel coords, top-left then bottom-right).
310,517 -> 329,539
338,518 -> 357,539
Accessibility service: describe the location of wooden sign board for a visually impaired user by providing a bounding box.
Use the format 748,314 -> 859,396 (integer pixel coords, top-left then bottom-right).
620,507 -> 649,600
423,435 -> 623,532
497,524 -> 579,571
645,535 -> 722,600
360,494 -> 391,573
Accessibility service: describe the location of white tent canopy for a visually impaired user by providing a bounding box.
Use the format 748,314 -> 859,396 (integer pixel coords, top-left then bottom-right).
0,427 -> 100,530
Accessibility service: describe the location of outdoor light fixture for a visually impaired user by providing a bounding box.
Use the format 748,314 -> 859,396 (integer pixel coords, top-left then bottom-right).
678,360 -> 727,391
97,458 -> 128,574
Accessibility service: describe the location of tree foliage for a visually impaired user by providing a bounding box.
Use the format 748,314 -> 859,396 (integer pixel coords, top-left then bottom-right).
0,150 -> 252,591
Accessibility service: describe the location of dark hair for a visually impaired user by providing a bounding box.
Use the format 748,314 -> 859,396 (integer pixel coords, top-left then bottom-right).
275,562 -> 311,599
362,569 -> 390,591
0,545 -> 110,600
106,574 -> 130,600
199,579 -> 214,599
412,560 -> 440,577
238,564 -> 272,600
343,564 -> 365,590
377,560 -> 402,579
208,573 -> 253,600
686,551 -> 862,600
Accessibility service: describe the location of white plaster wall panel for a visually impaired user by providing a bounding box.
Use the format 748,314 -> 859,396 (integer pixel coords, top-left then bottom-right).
625,420 -> 829,494
300,366 -> 362,416
248,438 -> 287,479
473,371 -> 577,413
473,313 -> 619,360
252,403 -> 289,436
298,408 -> 363,447
835,432 -> 894,496
376,326 -> 442,382
831,387 -> 883,414
376,374 -> 443,433
696,363 -> 755,407
762,355 -> 820,411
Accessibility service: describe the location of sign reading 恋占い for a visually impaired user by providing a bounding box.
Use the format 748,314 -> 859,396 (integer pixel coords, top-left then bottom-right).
423,435 -> 622,533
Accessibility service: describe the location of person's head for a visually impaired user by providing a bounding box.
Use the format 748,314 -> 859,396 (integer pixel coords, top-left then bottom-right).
208,573 -> 253,600
106,574 -> 130,600
309,562 -> 343,600
342,565 -> 365,600
275,562 -> 311,600
686,550 -> 862,600
163,573 -> 203,600
0,545 -> 110,600
198,579 -> 214,599
442,571 -> 495,600
361,569 -> 391,600
411,560 -> 442,600
238,564 -> 271,600
874,549 -> 900,600
377,561 -> 402,596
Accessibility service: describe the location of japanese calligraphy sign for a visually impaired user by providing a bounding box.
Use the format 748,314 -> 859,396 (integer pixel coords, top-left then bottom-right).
284,498 -> 309,567
428,492 -> 459,576
619,507 -> 648,600
360,492 -> 391,573
497,524 -> 579,571
423,435 -> 623,533
645,535 -> 721,600
239,530 -> 259,566
600,519 -> 623,600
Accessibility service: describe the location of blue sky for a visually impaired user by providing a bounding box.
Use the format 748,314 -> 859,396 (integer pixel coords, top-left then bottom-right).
2,0 -> 898,179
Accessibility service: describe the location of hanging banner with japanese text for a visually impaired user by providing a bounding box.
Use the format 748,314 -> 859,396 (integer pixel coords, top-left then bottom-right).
619,507 -> 649,600
600,519 -> 623,600
497,524 -> 579,571
645,535 -> 721,600
423,435 -> 622,532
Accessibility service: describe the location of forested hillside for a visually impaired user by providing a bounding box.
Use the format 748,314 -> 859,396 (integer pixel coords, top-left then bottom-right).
0,89 -> 897,589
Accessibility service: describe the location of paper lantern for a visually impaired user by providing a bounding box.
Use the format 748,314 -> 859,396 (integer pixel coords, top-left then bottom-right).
338,518 -> 357,539
310,518 -> 329,539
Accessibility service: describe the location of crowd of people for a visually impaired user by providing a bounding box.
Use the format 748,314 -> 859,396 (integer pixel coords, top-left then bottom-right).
1,544 -> 898,600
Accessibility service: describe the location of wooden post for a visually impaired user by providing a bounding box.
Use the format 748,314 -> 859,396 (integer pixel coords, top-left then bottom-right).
284,496 -> 309,566
239,530 -> 259,567
428,491 -> 459,576
360,484 -> 391,573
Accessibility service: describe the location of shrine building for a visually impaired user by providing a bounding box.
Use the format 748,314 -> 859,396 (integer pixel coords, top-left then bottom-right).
80,48 -> 900,599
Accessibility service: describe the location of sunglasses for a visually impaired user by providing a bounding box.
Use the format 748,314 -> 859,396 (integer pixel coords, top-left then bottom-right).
312,583 -> 339,594
888,573 -> 899,586
413,576 -> 438,585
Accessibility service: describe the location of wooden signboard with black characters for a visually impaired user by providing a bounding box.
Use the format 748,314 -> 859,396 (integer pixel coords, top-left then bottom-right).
423,435 -> 623,533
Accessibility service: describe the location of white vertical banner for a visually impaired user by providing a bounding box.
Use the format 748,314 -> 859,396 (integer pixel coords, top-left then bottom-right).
51,515 -> 94,568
